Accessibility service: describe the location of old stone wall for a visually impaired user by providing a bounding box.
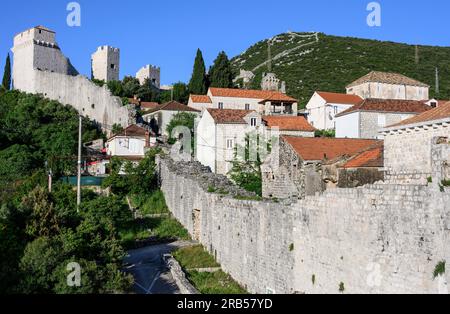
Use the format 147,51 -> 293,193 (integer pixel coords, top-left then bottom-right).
158,154 -> 450,294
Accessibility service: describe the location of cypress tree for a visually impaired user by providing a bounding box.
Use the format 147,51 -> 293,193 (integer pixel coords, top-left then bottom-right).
2,54 -> 11,90
209,51 -> 233,88
188,49 -> 207,94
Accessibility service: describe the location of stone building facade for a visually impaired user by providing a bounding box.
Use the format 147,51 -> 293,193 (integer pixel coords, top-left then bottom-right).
381,101 -> 450,180
136,65 -> 161,88
11,26 -> 134,131
346,71 -> 430,101
335,99 -> 431,139
91,46 -> 120,82
261,136 -> 381,199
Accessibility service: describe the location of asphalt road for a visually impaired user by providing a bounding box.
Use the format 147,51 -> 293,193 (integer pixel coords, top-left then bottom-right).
124,240 -> 195,294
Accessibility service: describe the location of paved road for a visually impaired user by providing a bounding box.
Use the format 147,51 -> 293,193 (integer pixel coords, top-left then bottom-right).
124,241 -> 196,294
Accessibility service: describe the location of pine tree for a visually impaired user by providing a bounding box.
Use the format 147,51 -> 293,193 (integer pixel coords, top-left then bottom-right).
188,49 -> 207,95
2,54 -> 11,90
209,51 -> 233,88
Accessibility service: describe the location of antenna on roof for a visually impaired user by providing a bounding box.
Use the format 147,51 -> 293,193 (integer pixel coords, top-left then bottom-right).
415,45 -> 419,65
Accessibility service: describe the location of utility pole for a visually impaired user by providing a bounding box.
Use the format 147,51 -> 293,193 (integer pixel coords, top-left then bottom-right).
77,115 -> 82,210
436,67 -> 440,96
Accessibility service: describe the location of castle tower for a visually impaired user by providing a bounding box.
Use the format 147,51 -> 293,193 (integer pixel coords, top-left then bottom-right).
91,46 -> 120,82
11,25 -> 78,90
136,65 -> 160,89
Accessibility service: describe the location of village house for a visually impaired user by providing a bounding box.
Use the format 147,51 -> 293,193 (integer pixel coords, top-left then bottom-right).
335,98 -> 431,139
196,109 -> 315,175
106,124 -> 156,160
346,71 -> 430,101
128,97 -> 160,111
381,101 -> 450,184
141,101 -> 200,137
188,87 -> 298,116
305,91 -> 363,130
261,136 -> 382,199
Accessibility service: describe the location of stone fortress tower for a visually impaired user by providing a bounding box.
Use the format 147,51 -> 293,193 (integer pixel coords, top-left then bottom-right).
11,25 -> 78,90
136,65 -> 160,88
261,72 -> 286,93
11,26 -> 134,130
91,46 -> 120,82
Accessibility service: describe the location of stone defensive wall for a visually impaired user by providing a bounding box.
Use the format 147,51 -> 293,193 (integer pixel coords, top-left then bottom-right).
157,155 -> 450,294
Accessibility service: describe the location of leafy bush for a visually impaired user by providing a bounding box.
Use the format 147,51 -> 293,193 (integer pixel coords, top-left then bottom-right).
433,261 -> 446,279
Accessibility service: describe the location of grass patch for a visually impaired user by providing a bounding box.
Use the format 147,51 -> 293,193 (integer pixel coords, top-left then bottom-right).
234,195 -> 263,201
173,245 -> 219,269
433,261 -> 446,279
119,216 -> 190,249
186,270 -> 248,294
132,190 -> 169,216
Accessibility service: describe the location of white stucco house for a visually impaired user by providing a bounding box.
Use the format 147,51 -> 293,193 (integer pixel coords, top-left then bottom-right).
346,71 -> 430,101
188,87 -> 298,116
141,101 -> 200,137
196,109 -> 316,175
305,91 -> 363,130
106,124 -> 156,160
335,99 -> 432,139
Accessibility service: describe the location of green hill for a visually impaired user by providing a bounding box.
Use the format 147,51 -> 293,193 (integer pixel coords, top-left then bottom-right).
231,32 -> 450,107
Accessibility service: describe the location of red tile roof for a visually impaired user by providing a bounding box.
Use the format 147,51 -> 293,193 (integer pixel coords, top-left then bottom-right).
283,136 -> 381,161
335,98 -> 431,117
190,94 -> 212,103
341,144 -> 384,168
209,88 -> 297,102
128,98 -> 160,110
263,116 -> 316,132
347,71 -> 429,88
143,101 -> 200,114
207,109 -> 253,124
387,101 -> 450,128
316,91 -> 363,105
114,125 -> 147,138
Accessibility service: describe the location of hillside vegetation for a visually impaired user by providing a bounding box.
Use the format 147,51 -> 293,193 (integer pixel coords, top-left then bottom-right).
231,32 -> 450,107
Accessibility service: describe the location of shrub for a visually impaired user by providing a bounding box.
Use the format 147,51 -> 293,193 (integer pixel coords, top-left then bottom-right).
339,282 -> 345,293
433,261 -> 446,279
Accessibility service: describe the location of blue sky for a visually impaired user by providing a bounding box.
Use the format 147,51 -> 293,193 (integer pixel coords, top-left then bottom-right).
0,0 -> 449,85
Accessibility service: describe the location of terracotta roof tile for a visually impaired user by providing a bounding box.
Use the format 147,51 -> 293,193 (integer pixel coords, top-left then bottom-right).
316,91 -> 363,105
190,94 -> 212,103
336,98 -> 431,117
263,116 -> 316,132
209,88 -> 297,102
387,101 -> 450,128
341,144 -> 384,168
143,101 -> 200,114
207,109 -> 253,124
283,136 -> 381,161
347,71 -> 429,88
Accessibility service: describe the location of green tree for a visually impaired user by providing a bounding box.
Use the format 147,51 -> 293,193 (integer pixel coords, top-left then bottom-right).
2,54 -> 11,90
112,123 -> 124,135
189,49 -> 208,95
172,82 -> 190,104
228,133 -> 272,196
122,76 -> 140,98
166,112 -> 197,146
21,187 -> 60,238
209,51 -> 233,88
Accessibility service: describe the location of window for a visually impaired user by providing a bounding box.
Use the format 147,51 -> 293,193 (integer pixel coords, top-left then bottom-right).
333,106 -> 338,114
111,64 -> 116,69
226,138 -> 234,149
430,102 -> 437,108
250,118 -> 257,127
218,102 -> 224,109
377,114 -> 386,127
245,103 -> 250,110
